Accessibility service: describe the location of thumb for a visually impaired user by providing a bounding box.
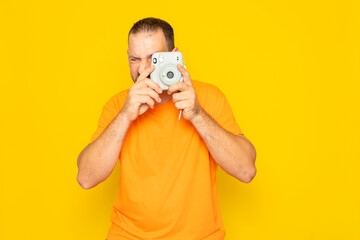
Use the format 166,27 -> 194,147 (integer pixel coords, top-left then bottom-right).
139,104 -> 150,115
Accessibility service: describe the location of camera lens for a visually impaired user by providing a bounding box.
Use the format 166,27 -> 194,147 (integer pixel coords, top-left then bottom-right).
167,71 -> 174,79
153,58 -> 157,64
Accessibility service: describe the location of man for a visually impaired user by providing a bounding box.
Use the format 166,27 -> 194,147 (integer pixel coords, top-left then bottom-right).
77,17 -> 256,240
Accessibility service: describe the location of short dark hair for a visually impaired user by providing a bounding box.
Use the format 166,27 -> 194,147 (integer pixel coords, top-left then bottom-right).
128,17 -> 174,51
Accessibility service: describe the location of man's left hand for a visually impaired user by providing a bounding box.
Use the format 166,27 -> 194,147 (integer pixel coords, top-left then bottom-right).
167,64 -> 202,122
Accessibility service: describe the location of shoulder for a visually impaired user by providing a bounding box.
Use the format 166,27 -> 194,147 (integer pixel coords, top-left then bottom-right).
192,80 -> 226,104
192,80 -> 234,119
110,89 -> 129,103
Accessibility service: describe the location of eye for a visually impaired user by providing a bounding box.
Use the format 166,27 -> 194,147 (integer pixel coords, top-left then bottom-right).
129,58 -> 139,63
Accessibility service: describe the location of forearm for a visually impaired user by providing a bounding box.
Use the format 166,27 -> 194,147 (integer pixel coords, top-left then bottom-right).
191,108 -> 256,183
77,112 -> 131,189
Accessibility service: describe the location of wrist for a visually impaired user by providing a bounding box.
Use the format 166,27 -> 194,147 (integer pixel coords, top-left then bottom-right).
190,107 -> 204,125
117,111 -> 132,125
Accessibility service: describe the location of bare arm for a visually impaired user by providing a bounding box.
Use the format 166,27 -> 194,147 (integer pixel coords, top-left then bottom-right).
169,64 -> 256,183
76,112 -> 131,189
77,66 -> 162,189
191,109 -> 257,183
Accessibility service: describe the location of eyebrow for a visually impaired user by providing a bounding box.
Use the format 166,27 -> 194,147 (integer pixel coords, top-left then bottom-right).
128,53 -> 155,60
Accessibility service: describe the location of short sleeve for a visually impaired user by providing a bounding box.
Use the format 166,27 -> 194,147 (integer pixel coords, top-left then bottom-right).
211,88 -> 244,136
90,99 -> 118,144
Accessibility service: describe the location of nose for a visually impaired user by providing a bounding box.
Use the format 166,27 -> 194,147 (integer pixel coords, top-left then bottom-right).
138,58 -> 151,77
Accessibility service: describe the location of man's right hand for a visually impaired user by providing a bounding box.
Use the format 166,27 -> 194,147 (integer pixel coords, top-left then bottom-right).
120,65 -> 163,122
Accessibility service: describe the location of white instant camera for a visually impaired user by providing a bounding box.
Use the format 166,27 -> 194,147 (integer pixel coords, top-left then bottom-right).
150,52 -> 184,90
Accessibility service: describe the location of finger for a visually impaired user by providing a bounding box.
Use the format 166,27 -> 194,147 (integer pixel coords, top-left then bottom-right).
137,65 -> 155,82
177,64 -> 192,85
138,78 -> 163,94
136,87 -> 161,103
138,95 -> 155,109
172,91 -> 189,103
167,81 -> 188,95
139,104 -> 150,115
174,100 -> 187,110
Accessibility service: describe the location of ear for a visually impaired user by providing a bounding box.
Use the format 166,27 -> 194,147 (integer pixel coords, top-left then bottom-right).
171,47 -> 179,52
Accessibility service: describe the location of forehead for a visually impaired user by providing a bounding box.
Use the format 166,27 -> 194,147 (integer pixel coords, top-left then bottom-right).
128,30 -> 168,57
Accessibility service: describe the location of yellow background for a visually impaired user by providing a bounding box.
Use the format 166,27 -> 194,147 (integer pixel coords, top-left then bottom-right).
1,0 -> 359,239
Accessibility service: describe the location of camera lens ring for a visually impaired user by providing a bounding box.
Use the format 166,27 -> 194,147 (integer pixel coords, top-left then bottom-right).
159,64 -> 181,86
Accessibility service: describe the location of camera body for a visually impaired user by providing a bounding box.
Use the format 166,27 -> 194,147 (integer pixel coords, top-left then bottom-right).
150,52 -> 184,90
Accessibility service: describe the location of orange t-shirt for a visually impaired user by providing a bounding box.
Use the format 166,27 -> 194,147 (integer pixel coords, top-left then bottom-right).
90,80 -> 244,240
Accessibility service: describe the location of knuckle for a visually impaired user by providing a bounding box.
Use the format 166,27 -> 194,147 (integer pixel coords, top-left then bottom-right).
141,95 -> 148,102
136,75 -> 143,81
173,83 -> 180,90
133,82 -> 141,89
140,78 -> 147,84
145,79 -> 153,87
152,81 -> 160,88
151,90 -> 158,98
